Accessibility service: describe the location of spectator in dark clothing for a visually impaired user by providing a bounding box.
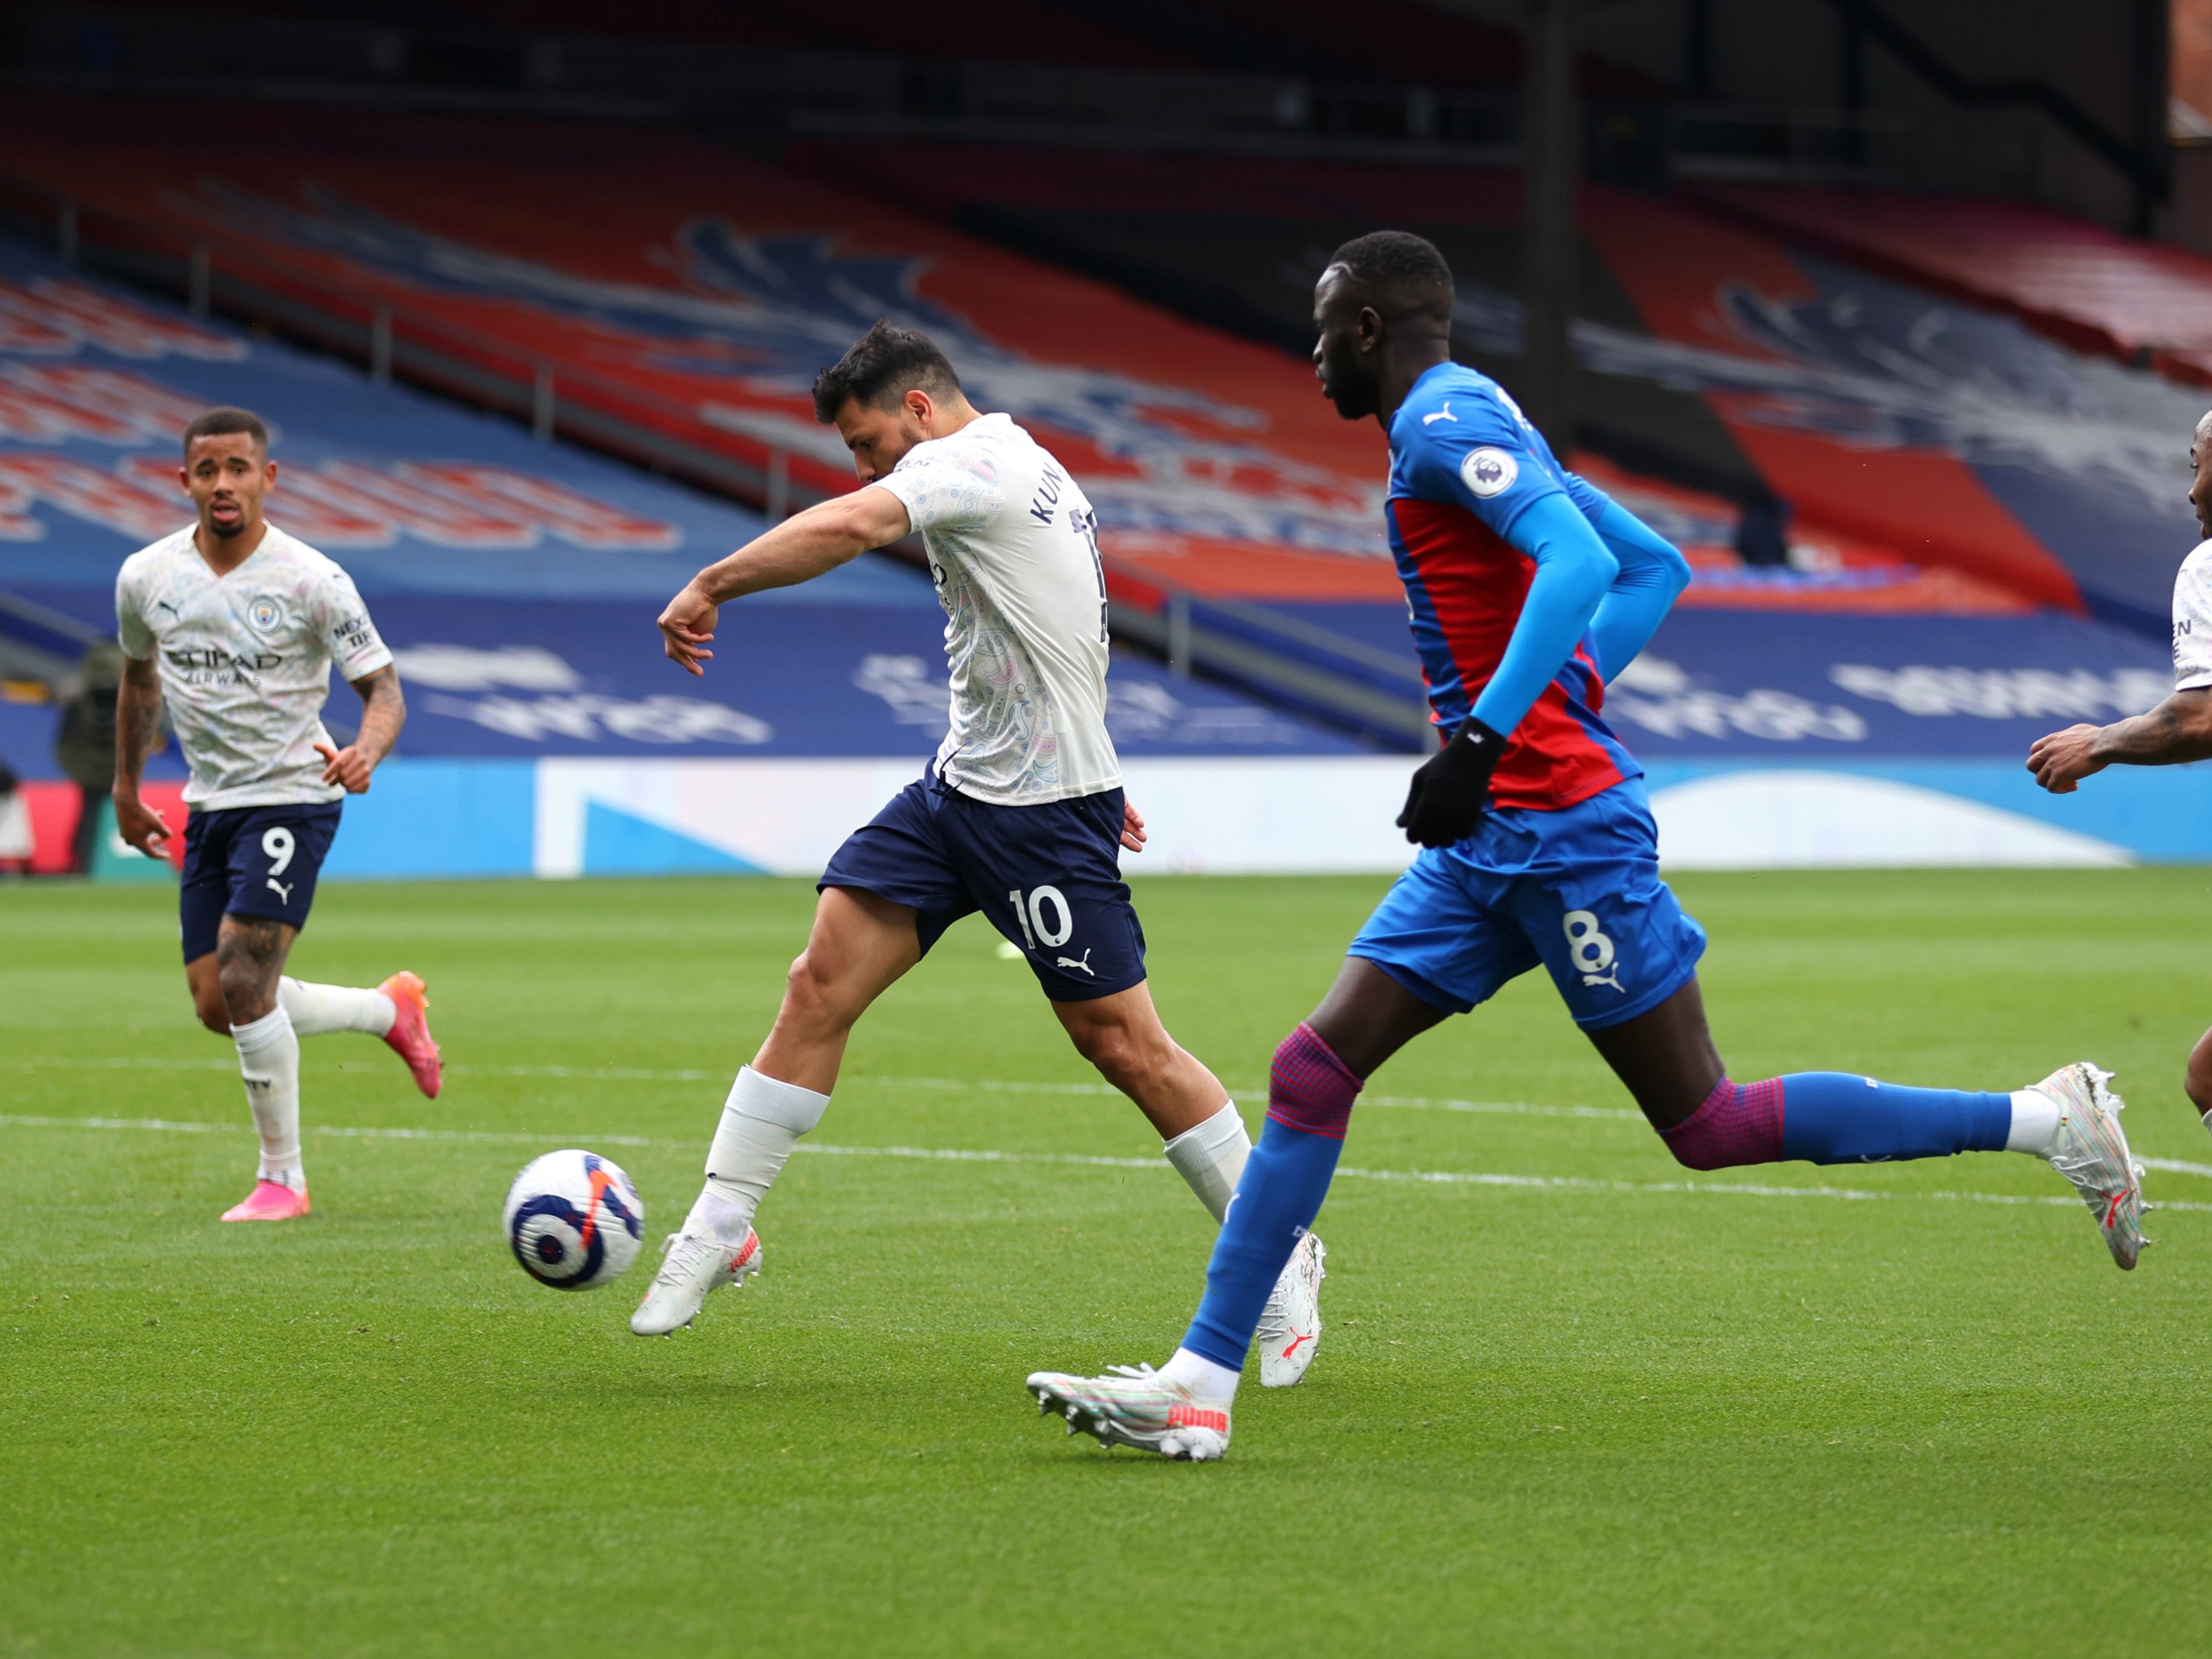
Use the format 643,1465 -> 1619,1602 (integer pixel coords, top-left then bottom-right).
54,640 -> 128,873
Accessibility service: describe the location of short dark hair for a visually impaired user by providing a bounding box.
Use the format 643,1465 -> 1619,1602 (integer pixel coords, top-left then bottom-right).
1327,230 -> 1455,305
812,321 -> 961,424
181,406 -> 268,454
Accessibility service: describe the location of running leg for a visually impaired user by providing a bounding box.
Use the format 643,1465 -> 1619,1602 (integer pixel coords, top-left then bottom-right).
1589,979 -> 2145,1266
1167,959 -> 1445,1389
215,914 -> 313,1221
634,886 -> 920,1335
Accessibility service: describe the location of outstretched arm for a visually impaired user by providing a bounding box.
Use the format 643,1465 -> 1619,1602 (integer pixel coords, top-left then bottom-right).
2028,688 -> 2212,792
660,487 -> 914,676
316,663 -> 405,794
1586,500 -> 1692,683
112,653 -> 169,856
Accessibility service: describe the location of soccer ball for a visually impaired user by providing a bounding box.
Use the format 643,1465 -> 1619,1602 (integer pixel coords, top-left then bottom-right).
502,1149 -> 646,1291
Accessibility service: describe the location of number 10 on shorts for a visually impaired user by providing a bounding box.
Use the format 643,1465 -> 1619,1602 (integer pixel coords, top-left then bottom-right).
1008,885 -> 1073,951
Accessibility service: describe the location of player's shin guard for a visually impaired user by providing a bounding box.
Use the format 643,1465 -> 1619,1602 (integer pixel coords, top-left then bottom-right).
683,1067 -> 829,1246
1162,1101 -> 1251,1224
1661,1074 -> 2011,1170
231,1006 -> 304,1188
1180,1024 -> 1356,1372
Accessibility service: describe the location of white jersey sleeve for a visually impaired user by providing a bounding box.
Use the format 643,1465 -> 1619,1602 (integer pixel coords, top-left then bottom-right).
873,449 -> 1001,538
2174,541 -> 2212,691
115,558 -> 155,662
310,564 -> 392,683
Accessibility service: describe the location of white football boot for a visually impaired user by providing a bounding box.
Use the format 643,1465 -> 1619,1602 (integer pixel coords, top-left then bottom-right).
630,1227 -> 763,1335
2028,1063 -> 2149,1270
1025,1364 -> 1232,1461
1255,1232 -> 1327,1387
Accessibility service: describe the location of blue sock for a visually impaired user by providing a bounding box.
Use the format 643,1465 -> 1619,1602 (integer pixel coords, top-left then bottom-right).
1777,1072 -> 2013,1164
1180,1022 -> 1359,1373
1182,1115 -> 1344,1371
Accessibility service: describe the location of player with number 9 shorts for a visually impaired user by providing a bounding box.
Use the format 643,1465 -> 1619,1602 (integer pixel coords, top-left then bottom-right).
112,407 -> 441,1224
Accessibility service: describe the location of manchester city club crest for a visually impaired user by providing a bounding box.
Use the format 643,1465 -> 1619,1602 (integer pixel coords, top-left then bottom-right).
247,596 -> 282,633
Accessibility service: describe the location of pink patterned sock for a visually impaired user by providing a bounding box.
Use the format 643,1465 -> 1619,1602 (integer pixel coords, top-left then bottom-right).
1660,1077 -> 1784,1170
1264,1022 -> 1362,1140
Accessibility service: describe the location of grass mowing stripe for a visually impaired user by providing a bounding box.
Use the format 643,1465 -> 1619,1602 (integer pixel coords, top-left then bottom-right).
6,1110 -> 2205,1210
3,1055 -> 1639,1121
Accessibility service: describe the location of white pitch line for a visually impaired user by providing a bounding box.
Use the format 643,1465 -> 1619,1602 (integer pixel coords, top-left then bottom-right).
2142,1155 -> 2212,1180
3,1112 -> 2206,1213
2,1055 -> 1635,1123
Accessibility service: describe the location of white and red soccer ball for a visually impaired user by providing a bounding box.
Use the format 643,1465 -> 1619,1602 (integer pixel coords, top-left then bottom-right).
503,1150 -> 645,1291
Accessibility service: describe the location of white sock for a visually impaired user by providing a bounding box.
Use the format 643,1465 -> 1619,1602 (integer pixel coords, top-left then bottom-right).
1162,1100 -> 1249,1224
232,1006 -> 304,1188
2203,1109 -> 2212,1144
2007,1088 -> 2062,1155
1160,1346 -> 1241,1401
680,1066 -> 831,1247
279,977 -> 395,1038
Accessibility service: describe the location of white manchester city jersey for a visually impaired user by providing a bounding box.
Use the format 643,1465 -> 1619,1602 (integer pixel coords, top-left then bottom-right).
874,412 -> 1118,805
115,524 -> 393,811
2175,539 -> 2212,692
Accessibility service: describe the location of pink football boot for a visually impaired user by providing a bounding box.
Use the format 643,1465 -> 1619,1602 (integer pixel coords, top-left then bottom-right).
379,971 -> 443,1099
220,1180 -> 311,1222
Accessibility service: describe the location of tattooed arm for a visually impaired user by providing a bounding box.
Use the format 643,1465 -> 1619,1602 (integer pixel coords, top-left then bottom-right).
2028,688 -> 2212,794
316,664 -> 405,794
112,653 -> 172,855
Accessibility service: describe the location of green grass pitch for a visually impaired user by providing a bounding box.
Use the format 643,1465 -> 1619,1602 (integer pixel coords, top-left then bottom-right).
5,869 -> 2212,1655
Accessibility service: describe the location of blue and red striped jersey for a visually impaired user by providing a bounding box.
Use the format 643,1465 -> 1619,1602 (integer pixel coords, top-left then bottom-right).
1386,362 -> 1641,811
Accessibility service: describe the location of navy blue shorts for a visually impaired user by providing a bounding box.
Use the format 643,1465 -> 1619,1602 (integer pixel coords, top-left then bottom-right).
821,770 -> 1146,1003
179,801 -> 343,963
1349,778 -> 1705,1031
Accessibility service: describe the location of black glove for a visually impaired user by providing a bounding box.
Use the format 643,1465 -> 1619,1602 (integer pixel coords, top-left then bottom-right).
1396,718 -> 1505,848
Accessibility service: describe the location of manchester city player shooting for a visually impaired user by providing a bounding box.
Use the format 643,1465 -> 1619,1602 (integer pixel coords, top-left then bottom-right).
2029,406 -> 2212,1141
633,323 -> 1326,1381
1025,232 -> 2147,1461
113,408 -> 442,1224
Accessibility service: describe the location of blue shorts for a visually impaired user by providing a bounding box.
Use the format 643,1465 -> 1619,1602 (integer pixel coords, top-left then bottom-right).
179,801 -> 342,963
821,769 -> 1146,1003
1350,778 -> 1704,1031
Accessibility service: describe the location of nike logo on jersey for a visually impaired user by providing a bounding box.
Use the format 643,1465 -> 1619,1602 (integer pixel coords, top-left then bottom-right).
1055,948 -> 1095,975
1421,403 -> 1457,424
265,877 -> 293,904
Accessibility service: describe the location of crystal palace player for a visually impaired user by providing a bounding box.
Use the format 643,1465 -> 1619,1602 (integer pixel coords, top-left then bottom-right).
113,408 -> 441,1224
631,323 -> 1326,1382
1025,232 -> 2147,1461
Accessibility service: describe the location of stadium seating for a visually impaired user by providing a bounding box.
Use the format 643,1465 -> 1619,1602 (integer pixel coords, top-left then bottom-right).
793,140 -> 2208,638
0,235 -> 1371,877
3,102 -> 2205,867
1693,184 -> 2212,388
